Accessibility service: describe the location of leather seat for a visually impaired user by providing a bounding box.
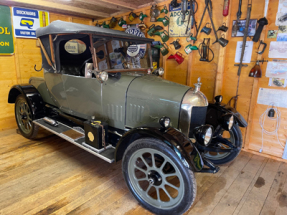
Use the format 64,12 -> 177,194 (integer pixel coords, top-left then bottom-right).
61,64 -> 82,76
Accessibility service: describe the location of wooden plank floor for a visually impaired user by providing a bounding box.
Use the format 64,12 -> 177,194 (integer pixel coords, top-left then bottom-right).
0,128 -> 287,215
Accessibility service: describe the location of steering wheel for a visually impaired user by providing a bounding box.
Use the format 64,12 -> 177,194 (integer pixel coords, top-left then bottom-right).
79,57 -> 93,76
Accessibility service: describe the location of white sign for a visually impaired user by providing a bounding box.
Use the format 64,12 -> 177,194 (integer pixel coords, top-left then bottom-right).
169,2 -> 193,37
235,41 -> 253,63
12,7 -> 49,38
257,88 -> 287,108
269,41 -> 287,58
276,0 -> 287,26
266,61 -> 287,78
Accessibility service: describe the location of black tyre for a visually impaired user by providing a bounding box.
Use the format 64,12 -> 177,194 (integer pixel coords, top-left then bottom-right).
122,138 -> 196,215
15,95 -> 39,139
203,124 -> 242,165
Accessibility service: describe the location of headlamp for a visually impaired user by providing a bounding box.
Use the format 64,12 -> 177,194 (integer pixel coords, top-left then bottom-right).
97,71 -> 108,82
221,114 -> 234,131
153,67 -> 164,76
193,125 -> 213,146
214,95 -> 223,103
158,67 -> 164,76
159,116 -> 170,128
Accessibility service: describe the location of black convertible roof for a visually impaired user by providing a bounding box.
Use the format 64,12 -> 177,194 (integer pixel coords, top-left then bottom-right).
36,20 -> 154,43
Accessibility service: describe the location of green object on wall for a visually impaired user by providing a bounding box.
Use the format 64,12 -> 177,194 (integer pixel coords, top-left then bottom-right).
0,5 -> 14,55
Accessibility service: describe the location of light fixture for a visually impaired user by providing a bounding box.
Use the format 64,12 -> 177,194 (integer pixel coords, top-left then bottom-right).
159,116 -> 170,128
193,125 -> 214,146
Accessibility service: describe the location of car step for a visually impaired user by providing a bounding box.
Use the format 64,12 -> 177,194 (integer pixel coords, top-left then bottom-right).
33,118 -> 115,163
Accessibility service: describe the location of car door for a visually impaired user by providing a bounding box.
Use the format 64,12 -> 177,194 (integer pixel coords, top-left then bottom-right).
44,71 -> 70,114
62,74 -> 136,130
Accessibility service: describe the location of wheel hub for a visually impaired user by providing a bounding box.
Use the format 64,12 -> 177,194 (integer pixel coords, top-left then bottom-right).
148,170 -> 162,186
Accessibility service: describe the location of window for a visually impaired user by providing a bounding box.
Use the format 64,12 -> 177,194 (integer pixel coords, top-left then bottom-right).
59,35 -> 92,76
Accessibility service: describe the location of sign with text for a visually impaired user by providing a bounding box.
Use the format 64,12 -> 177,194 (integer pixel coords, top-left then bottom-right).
12,7 -> 49,38
169,2 -> 193,37
0,5 -> 14,55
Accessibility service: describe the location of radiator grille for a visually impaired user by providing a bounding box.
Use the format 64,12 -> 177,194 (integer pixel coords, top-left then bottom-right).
189,106 -> 208,137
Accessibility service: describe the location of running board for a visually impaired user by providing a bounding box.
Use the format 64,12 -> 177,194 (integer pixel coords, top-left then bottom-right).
33,118 -> 115,163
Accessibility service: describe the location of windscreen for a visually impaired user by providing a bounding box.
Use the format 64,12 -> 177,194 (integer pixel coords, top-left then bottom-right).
93,37 -> 152,70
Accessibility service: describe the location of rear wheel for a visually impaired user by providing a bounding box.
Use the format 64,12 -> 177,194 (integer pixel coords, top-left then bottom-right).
203,124 -> 242,165
122,138 -> 196,215
15,95 -> 39,139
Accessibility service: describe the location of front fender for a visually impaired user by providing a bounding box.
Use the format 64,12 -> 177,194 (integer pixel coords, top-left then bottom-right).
8,84 -> 44,120
115,126 -> 204,172
206,102 -> 247,129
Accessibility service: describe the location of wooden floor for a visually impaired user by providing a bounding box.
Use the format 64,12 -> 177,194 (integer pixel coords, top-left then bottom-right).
0,128 -> 287,215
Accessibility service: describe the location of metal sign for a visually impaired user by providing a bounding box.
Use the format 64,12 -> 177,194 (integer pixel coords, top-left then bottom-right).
12,7 -> 49,38
169,2 -> 192,37
125,27 -> 146,58
0,5 -> 14,55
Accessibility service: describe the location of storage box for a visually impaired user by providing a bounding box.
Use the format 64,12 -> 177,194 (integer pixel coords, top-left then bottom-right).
84,120 -> 108,149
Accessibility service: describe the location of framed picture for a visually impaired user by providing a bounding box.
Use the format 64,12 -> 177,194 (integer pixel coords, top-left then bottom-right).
231,19 -> 257,37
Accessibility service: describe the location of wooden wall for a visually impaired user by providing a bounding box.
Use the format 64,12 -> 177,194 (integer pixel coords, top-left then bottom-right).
0,0 -> 286,162
0,10 -> 93,131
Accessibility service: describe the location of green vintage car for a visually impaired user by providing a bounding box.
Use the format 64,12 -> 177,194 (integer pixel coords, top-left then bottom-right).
8,21 -> 247,215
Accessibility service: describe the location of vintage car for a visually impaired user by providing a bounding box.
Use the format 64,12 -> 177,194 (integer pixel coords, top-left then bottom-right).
8,21 -> 247,215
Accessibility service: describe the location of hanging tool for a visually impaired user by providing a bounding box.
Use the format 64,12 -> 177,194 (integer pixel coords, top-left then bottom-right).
150,4 -> 160,22
185,0 -> 198,34
195,0 -> 219,43
253,17 -> 268,42
167,52 -> 184,64
229,0 -> 252,109
153,30 -> 169,42
256,40 -> 267,54
249,59 -> 268,78
161,5 -> 169,14
147,24 -> 163,36
232,0 -> 243,37
139,12 -> 148,22
217,23 -> 228,32
181,0 -> 189,23
223,0 -> 230,17
198,38 -> 214,62
157,16 -> 170,26
170,39 -> 181,50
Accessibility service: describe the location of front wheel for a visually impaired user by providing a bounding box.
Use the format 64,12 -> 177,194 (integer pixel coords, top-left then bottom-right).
203,124 -> 242,165
122,138 -> 196,215
15,95 -> 39,139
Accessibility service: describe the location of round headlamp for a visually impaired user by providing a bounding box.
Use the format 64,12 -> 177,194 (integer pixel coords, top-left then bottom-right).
158,67 -> 164,76
214,95 -> 223,103
221,114 -> 234,131
159,116 -> 170,128
193,125 -> 213,146
99,71 -> 108,82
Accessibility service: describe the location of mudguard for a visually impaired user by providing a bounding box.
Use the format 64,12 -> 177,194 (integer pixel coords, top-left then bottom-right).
115,126 -> 204,172
206,102 -> 248,129
8,84 -> 45,120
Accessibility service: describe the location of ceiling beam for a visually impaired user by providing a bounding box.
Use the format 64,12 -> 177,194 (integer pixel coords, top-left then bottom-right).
98,0 -> 138,10
75,0 -> 130,12
0,0 -> 110,18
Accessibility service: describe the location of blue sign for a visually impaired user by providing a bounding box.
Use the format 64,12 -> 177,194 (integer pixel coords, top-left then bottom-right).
125,27 -> 146,58
12,7 -> 49,38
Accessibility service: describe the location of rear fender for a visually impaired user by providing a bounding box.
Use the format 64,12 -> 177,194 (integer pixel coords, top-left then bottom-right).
8,85 -> 44,120
206,103 -> 247,128
115,126 -> 204,172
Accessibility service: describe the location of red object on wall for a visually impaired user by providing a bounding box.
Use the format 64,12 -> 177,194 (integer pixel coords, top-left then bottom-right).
223,0 -> 230,16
